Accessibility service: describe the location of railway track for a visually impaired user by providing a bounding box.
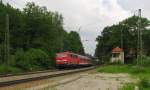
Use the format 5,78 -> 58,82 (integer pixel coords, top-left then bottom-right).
0,66 -> 95,87
0,69 -> 58,78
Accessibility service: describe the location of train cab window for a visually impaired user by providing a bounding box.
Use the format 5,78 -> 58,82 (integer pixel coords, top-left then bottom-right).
69,54 -> 73,57
73,55 -> 78,58
70,54 -> 78,58
56,54 -> 67,57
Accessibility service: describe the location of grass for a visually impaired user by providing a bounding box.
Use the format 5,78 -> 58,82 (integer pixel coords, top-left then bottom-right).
0,64 -> 22,74
120,84 -> 135,90
97,65 -> 133,73
138,78 -> 150,90
97,65 -> 150,75
97,65 -> 150,90
0,64 -> 55,75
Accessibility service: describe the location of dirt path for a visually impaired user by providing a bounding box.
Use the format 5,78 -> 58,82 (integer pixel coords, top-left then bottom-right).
50,73 -> 135,90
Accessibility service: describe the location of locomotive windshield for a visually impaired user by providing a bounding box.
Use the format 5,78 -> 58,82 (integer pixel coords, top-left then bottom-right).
56,54 -> 67,58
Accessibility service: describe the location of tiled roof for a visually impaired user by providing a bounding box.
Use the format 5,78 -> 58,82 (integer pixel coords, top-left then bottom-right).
112,47 -> 123,52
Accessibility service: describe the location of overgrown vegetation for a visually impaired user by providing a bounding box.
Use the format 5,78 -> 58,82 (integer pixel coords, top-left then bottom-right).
97,65 -> 150,75
97,65 -> 150,90
0,2 -> 84,73
0,64 -> 22,74
120,84 -> 134,90
95,16 -> 150,64
137,78 -> 150,90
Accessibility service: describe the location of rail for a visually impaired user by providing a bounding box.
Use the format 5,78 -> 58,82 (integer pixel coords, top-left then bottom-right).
0,66 -> 95,87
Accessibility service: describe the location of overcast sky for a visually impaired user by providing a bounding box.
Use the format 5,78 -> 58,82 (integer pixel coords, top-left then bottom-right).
4,0 -> 150,55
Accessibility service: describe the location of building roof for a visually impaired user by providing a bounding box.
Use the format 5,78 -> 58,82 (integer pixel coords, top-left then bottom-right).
112,47 -> 123,52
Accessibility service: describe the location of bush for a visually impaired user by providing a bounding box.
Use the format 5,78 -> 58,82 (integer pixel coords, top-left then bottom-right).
141,56 -> 150,67
102,54 -> 111,64
120,84 -> 135,90
48,50 -> 56,67
13,48 -> 51,71
139,78 -> 150,89
0,64 -> 22,74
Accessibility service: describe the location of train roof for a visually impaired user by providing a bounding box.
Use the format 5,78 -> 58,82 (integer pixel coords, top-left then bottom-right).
56,51 -> 90,59
56,51 -> 71,55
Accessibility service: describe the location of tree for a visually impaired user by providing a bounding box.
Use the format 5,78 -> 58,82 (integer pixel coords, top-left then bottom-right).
95,16 -> 150,63
67,31 -> 85,55
0,2 -> 85,72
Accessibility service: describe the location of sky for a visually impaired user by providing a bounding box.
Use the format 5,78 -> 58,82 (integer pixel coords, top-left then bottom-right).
4,0 -> 150,55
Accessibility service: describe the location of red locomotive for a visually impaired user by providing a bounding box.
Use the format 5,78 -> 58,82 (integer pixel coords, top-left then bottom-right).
56,51 -> 92,68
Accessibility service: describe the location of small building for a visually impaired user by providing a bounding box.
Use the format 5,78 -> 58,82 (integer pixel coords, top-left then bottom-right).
111,47 -> 124,64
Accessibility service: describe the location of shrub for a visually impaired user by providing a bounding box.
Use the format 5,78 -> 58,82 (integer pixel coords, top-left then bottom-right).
14,48 -> 51,71
102,54 -> 111,64
48,50 -> 56,67
120,84 -> 135,90
139,78 -> 150,88
141,56 -> 150,67
0,64 -> 22,74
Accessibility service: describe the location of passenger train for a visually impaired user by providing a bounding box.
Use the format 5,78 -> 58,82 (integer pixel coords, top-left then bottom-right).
56,51 -> 92,68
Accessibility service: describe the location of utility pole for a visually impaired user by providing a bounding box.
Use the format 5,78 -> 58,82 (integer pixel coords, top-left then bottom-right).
102,37 -> 104,64
137,9 -> 142,66
139,9 -> 143,65
121,28 -> 123,49
78,27 -> 82,54
4,14 -> 10,65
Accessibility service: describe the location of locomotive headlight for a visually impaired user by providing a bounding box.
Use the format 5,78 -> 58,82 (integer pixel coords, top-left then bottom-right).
62,59 -> 67,62
57,60 -> 67,62
57,60 -> 62,62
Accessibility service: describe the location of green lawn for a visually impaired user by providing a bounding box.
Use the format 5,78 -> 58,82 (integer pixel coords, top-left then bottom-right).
97,65 -> 150,90
97,65 -> 133,73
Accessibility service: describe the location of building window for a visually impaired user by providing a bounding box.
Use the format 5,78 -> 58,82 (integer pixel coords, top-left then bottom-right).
113,53 -> 120,58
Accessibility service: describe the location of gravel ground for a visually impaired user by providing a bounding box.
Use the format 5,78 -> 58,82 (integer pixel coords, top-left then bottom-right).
51,73 -> 134,90
0,69 -> 135,90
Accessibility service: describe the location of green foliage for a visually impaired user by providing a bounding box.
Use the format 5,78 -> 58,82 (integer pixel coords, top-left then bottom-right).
97,65 -> 132,73
140,56 -> 150,67
120,84 -> 135,90
139,78 -> 150,88
0,64 -> 22,74
13,48 -> 50,71
0,2 -> 85,73
138,78 -> 150,90
95,16 -> 150,63
67,31 -> 85,54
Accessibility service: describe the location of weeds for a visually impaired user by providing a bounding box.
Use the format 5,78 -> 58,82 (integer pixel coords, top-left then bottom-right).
97,65 -> 150,90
